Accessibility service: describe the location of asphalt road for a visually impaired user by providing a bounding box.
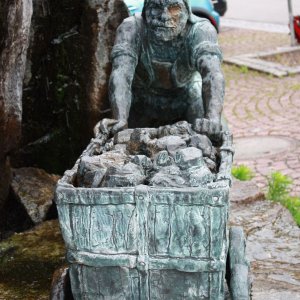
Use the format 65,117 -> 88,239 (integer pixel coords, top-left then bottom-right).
224,0 -> 300,25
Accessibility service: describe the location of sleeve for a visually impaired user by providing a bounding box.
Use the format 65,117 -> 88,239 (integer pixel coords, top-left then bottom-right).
111,16 -> 141,64
189,20 -> 223,68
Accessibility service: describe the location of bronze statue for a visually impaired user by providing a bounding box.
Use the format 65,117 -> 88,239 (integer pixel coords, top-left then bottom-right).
109,0 -> 225,137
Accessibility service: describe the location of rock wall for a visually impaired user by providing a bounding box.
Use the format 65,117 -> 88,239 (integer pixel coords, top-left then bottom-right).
0,0 -> 128,229
0,0 -> 33,209
14,0 -> 129,174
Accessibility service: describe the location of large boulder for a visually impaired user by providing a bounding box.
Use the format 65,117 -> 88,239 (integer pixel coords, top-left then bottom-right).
0,0 -> 33,209
11,167 -> 60,224
15,0 -> 129,174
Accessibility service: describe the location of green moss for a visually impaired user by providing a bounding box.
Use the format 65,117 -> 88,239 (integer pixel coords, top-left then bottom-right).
0,220 -> 66,299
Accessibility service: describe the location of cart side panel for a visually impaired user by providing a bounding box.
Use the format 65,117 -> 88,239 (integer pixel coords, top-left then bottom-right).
210,205 -> 228,260
147,189 -> 228,260
149,269 -> 224,299
69,264 -> 140,300
56,186 -> 138,254
148,201 -> 210,258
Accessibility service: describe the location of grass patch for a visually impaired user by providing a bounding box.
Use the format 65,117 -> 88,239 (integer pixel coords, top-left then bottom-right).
267,171 -> 300,226
239,65 -> 249,74
232,164 -> 254,181
291,83 -> 300,91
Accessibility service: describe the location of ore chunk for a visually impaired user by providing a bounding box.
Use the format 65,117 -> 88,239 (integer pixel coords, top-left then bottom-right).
131,155 -> 153,169
149,165 -> 186,187
156,135 -> 186,157
153,150 -> 173,169
189,165 -> 215,187
101,162 -> 145,187
204,157 -> 217,172
77,156 -> 107,187
175,147 -> 204,169
98,151 -> 129,166
77,151 -> 129,187
189,134 -> 216,159
128,128 -> 152,154
158,121 -> 194,141
113,129 -> 134,144
113,143 -> 127,152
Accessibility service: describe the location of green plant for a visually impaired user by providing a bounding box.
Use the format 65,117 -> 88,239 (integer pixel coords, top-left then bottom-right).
291,83 -> 300,91
284,196 -> 300,226
239,65 -> 249,74
267,171 -> 292,202
266,171 -> 300,226
231,164 -> 254,181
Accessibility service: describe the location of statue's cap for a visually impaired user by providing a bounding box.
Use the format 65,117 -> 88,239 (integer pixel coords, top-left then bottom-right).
142,0 -> 198,23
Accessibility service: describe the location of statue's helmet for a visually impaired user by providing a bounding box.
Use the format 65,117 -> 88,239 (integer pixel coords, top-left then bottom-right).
142,0 -> 197,23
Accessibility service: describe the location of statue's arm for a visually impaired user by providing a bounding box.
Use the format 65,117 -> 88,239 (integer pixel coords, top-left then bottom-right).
192,22 -> 225,134
109,17 -> 139,133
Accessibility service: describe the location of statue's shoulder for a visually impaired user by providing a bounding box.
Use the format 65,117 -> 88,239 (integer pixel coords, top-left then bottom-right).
188,17 -> 218,43
117,15 -> 144,36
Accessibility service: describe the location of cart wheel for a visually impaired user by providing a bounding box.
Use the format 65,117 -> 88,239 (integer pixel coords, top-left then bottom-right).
227,226 -> 251,300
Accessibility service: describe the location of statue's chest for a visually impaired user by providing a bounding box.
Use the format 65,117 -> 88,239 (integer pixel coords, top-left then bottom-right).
135,38 -> 191,89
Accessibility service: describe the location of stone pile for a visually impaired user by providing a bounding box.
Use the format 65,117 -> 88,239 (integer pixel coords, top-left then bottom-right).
76,121 -> 221,188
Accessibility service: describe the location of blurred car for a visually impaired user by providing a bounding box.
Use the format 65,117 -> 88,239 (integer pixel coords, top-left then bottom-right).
212,0 -> 227,17
124,0 -> 220,32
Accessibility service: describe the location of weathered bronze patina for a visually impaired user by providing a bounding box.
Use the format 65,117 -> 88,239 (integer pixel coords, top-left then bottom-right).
109,0 -> 225,134
54,1 -> 250,299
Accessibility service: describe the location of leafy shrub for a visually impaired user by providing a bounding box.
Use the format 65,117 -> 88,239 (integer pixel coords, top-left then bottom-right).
232,165 -> 254,181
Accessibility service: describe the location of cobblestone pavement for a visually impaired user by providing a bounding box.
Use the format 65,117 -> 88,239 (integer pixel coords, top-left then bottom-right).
220,28 -> 300,195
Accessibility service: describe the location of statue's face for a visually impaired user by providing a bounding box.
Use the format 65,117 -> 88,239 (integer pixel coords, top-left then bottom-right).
145,0 -> 189,42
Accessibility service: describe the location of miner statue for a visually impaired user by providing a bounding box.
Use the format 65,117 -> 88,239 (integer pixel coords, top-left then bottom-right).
109,0 -> 225,137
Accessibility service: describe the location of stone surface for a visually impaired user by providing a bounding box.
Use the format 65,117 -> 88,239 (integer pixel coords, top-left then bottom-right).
230,180 -> 300,300
76,121 -> 232,189
0,220 -> 65,299
0,0 -> 32,211
230,179 -> 265,204
0,0 -> 32,157
234,136 -> 296,160
0,158 -> 11,212
11,168 -> 60,224
15,0 -> 129,174
221,28 -> 300,195
50,266 -> 73,300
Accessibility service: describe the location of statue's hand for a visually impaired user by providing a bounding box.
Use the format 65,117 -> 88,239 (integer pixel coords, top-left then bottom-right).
94,118 -> 119,137
111,119 -> 128,135
193,118 -> 222,137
